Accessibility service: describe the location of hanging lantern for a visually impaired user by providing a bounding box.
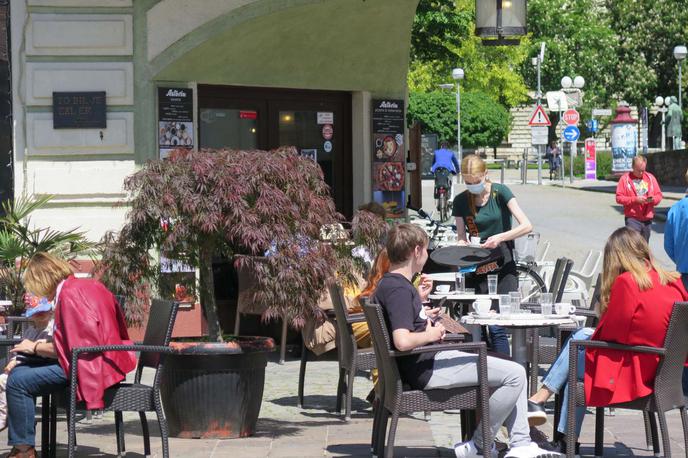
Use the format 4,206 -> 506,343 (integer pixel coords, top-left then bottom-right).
475,0 -> 527,46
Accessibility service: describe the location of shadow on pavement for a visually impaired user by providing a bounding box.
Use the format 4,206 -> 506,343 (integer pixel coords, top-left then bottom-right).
328,443 -> 452,457
269,394 -> 370,412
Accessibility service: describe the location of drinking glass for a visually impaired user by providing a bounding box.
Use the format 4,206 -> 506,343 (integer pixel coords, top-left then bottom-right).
499,294 -> 511,316
540,292 -> 553,316
487,275 -> 498,295
509,291 -> 522,314
455,272 -> 465,293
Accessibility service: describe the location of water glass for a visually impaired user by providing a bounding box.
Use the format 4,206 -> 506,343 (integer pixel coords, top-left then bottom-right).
487,275 -> 498,295
509,291 -> 522,314
540,292 -> 553,316
498,294 -> 512,316
455,272 -> 465,293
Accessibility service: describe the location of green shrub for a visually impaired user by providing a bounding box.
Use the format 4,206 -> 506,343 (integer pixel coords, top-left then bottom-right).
562,150 -> 612,178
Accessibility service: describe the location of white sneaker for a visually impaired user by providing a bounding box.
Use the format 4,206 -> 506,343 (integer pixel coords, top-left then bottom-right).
505,442 -> 563,458
453,439 -> 498,458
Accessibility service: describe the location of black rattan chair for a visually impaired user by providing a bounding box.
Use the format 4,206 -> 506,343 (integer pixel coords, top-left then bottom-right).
362,301 -> 490,458
565,302 -> 688,458
329,283 -> 376,420
64,298 -> 179,458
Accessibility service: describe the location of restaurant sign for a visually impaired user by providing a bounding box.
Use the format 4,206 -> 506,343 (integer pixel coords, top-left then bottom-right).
52,91 -> 106,129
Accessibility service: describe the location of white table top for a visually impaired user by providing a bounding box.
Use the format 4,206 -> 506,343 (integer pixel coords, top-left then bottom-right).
461,313 -> 578,328
429,293 -> 499,301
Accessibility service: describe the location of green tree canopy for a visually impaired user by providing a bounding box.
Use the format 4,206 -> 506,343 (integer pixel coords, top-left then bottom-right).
408,90 -> 512,149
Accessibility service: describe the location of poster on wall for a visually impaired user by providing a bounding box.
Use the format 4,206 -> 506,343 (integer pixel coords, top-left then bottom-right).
371,99 -> 405,218
158,87 -> 194,159
611,123 -> 637,173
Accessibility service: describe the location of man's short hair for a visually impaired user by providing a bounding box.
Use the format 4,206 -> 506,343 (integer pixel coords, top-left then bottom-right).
386,224 -> 428,264
632,155 -> 647,166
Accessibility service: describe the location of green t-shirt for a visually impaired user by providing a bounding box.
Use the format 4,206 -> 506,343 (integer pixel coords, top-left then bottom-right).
452,183 -> 515,239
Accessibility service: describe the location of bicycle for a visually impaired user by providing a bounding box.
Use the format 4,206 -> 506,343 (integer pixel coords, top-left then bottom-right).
433,167 -> 452,222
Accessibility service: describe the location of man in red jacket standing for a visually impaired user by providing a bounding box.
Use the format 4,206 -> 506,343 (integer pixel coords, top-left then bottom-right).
615,155 -> 662,241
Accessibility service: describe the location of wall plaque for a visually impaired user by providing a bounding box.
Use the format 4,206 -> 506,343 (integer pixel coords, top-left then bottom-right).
52,91 -> 106,129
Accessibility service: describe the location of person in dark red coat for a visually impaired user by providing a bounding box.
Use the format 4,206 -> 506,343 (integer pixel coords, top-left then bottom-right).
527,227 -> 687,453
5,253 -> 136,458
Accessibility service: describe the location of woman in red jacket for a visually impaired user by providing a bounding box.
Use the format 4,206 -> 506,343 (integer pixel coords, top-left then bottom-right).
5,253 -> 136,458
527,227 -> 687,452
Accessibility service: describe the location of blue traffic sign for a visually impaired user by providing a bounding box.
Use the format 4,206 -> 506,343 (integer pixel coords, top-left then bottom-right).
562,125 -> 581,142
586,119 -> 599,133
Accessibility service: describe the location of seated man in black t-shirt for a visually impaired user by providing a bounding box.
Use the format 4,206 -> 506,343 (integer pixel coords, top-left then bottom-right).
373,224 -> 557,458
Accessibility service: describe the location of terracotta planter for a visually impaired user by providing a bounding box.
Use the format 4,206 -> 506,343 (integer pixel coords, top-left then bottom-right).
159,337 -> 275,439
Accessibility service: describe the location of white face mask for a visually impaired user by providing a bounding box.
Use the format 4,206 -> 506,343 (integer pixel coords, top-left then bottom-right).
466,180 -> 486,195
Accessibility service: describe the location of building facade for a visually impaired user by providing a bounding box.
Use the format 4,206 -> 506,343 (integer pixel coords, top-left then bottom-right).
10,0 -> 420,241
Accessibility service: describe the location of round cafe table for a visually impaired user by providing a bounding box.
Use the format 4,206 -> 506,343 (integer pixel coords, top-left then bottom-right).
460,313 -> 577,367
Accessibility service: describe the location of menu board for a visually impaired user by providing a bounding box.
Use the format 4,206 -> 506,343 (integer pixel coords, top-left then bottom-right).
371,99 -> 405,218
158,87 -> 194,159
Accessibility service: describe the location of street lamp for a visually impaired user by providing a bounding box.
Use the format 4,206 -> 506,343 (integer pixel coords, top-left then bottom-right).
475,0 -> 527,45
560,75 -> 585,184
654,96 -> 671,151
674,45 -> 687,108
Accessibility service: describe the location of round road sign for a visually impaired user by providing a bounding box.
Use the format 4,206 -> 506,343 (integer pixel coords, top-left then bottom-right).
562,125 -> 581,142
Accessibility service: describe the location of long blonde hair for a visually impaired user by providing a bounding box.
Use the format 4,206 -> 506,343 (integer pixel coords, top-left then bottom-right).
461,154 -> 489,215
599,227 -> 679,314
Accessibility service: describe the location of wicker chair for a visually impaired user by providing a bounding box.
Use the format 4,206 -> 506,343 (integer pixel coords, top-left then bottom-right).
526,257 -> 574,395
565,302 -> 688,458
329,283 -> 376,420
63,298 -> 179,458
362,301 -> 490,458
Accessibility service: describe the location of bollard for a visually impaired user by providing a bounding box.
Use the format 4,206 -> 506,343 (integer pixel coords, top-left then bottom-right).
522,149 -> 528,185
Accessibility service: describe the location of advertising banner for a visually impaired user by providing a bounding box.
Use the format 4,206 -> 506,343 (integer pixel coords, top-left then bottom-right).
584,138 -> 596,180
371,99 -> 405,218
158,87 -> 194,159
611,123 -> 637,173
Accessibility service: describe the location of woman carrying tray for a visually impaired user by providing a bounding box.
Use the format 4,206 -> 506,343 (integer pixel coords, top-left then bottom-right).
452,154 -> 533,355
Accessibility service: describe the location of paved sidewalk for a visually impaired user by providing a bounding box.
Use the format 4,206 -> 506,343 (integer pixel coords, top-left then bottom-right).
0,355 -> 685,457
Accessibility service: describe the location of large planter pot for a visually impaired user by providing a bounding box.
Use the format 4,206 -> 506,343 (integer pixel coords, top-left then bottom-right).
160,337 -> 275,439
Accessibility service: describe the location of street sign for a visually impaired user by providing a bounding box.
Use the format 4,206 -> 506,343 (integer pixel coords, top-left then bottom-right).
546,91 -> 568,112
528,105 -> 551,126
562,125 -> 580,142
586,119 -> 599,133
564,91 -> 581,107
592,108 -> 612,117
585,138 -> 596,180
563,109 -> 580,125
531,126 -> 549,145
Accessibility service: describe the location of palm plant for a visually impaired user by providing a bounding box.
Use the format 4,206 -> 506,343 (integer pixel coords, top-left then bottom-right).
0,195 -> 95,315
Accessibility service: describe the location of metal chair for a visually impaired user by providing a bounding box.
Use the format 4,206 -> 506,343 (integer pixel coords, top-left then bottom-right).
63,299 -> 179,458
363,301 -> 490,458
565,302 -> 688,458
329,284 -> 376,420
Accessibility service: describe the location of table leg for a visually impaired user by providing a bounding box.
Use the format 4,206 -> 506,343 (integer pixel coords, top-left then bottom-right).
511,328 -> 528,367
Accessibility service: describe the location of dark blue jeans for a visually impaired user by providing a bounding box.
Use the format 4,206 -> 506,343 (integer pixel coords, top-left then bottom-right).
7,363 -> 67,446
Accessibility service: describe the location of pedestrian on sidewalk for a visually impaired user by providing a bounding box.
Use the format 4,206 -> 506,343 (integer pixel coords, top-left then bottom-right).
665,168 -> 688,291
615,155 -> 662,241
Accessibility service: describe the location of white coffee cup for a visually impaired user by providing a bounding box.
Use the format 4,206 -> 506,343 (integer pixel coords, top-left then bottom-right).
555,302 -> 576,315
436,284 -> 450,293
472,299 -> 492,315
470,236 -> 481,246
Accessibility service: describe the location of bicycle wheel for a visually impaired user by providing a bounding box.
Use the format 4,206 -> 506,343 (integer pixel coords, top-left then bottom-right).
515,263 -> 547,303
438,193 -> 447,222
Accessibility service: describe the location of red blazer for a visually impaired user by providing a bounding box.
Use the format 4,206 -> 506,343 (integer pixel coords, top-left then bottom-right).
584,271 -> 688,406
54,276 -> 137,409
615,171 -> 663,221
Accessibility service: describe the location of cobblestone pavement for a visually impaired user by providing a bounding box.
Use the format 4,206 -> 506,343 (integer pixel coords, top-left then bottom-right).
0,355 -> 685,457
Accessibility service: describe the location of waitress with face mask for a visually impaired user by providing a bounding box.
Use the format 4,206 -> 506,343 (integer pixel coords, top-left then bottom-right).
452,154 -> 533,356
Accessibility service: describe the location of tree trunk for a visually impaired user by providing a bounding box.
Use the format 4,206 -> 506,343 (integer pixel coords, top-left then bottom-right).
199,243 -> 222,341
